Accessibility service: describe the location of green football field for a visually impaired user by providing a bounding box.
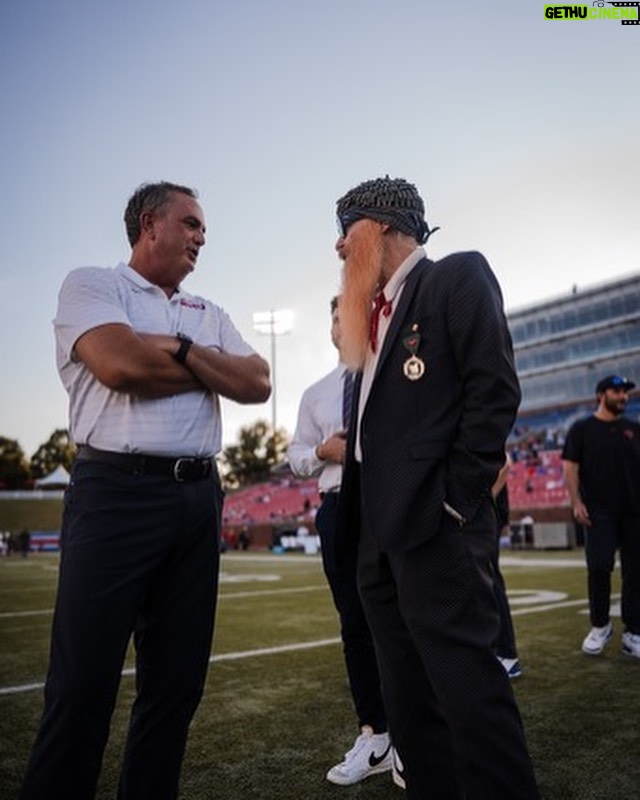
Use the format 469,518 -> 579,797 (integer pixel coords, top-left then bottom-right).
1,550 -> 638,799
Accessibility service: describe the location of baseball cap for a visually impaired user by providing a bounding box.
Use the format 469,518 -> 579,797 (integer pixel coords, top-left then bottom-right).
595,375 -> 636,394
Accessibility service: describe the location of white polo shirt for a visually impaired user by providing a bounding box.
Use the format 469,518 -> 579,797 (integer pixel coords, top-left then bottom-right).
54,263 -> 256,457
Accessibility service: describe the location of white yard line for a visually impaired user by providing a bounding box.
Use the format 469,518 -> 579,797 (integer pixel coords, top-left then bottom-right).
0,555 -> 616,697
0,585 -> 329,619
512,594 -> 620,616
0,609 -> 53,619
0,637 -> 342,696
1,593 -> 601,697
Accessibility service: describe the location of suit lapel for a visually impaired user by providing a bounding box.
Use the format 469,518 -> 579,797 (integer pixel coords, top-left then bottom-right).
345,370 -> 363,462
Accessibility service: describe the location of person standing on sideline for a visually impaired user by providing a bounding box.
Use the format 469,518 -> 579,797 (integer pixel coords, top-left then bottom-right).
562,374 -> 640,658
335,176 -> 540,800
491,458 -> 523,678
288,296 -> 393,786
19,181 -> 271,800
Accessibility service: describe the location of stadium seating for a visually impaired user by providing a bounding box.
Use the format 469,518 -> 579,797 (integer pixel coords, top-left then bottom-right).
222,478 -> 320,525
223,448 -> 571,530
506,449 -> 569,509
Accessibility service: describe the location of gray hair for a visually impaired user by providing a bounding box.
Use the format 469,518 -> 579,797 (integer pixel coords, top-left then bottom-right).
124,181 -> 198,246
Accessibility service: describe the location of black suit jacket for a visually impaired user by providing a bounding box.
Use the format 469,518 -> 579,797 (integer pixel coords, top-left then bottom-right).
338,251 -> 521,553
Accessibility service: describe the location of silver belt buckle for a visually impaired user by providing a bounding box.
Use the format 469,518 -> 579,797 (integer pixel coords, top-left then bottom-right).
173,457 -> 196,482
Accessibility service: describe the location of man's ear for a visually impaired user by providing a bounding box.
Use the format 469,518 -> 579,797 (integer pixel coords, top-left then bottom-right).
140,211 -> 156,239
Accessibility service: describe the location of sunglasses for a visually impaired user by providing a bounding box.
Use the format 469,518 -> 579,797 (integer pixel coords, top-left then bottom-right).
336,212 -> 365,238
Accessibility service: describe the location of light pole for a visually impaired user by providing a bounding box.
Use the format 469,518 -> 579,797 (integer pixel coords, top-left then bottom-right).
252,309 -> 294,433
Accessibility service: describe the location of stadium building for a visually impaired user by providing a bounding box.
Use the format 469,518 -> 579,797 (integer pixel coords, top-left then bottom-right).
504,271 -> 640,538
508,270 -> 640,438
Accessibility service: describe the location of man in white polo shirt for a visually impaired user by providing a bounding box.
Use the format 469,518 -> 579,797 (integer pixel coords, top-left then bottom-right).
19,181 -> 271,800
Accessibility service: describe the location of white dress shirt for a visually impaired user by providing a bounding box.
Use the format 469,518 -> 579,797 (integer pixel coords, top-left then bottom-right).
288,362 -> 351,494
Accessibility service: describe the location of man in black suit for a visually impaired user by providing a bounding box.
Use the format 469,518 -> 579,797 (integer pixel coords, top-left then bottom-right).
335,176 -> 540,799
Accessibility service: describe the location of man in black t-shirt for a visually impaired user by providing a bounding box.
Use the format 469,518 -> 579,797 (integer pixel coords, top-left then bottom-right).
562,375 -> 640,658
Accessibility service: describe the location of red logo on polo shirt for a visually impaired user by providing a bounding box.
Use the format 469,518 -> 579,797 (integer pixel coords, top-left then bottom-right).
179,299 -> 206,310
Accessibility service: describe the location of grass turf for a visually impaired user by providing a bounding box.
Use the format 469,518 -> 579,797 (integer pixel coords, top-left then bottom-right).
1,550 -> 638,799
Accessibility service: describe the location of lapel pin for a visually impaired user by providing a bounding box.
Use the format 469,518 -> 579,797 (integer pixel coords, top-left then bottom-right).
402,328 -> 426,381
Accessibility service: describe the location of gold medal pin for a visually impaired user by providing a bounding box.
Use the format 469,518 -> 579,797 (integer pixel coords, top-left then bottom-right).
402,327 -> 426,381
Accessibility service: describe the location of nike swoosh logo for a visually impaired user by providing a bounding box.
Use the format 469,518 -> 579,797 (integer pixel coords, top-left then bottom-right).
369,744 -> 392,767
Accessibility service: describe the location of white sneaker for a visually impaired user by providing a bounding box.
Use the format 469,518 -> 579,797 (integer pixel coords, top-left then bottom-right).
581,622 -> 613,655
391,747 -> 406,790
497,656 -> 523,679
622,631 -> 640,658
326,727 -> 392,785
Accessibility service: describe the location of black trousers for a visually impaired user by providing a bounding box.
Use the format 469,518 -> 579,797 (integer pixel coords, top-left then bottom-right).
314,492 -> 387,732
491,536 -> 518,659
585,509 -> 640,632
19,460 -> 223,800
357,498 -> 540,800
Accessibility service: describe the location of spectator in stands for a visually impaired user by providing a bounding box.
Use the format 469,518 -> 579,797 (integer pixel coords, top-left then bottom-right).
288,296 -> 394,787
19,181 -> 271,800
562,374 -> 640,658
334,176 -> 539,799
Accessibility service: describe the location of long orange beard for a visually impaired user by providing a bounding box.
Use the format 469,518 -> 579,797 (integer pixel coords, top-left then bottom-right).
339,221 -> 384,370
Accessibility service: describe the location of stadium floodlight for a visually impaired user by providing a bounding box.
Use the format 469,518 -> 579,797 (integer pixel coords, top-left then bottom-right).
252,309 -> 294,433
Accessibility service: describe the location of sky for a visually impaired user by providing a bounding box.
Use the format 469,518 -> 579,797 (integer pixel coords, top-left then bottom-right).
1,0 -> 638,459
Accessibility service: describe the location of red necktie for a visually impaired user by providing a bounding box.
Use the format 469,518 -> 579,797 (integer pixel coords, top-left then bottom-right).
370,292 -> 392,352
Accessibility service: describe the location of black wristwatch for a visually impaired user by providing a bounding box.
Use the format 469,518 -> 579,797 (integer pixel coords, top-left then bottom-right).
173,333 -> 193,364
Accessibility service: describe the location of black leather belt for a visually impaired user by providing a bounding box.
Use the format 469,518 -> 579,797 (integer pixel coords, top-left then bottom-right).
76,445 -> 214,483
319,490 -> 340,500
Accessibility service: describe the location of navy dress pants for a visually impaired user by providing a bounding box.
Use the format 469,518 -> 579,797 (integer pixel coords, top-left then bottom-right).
19,460 -> 223,800
314,492 -> 387,732
491,538 -> 518,659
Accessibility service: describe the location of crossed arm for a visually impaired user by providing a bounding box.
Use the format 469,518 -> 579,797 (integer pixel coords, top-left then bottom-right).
74,324 -> 271,404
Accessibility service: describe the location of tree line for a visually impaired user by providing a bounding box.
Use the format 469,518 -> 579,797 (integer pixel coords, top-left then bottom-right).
0,421 -> 290,491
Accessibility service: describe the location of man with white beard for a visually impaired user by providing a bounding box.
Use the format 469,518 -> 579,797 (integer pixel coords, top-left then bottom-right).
334,176 -> 540,800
